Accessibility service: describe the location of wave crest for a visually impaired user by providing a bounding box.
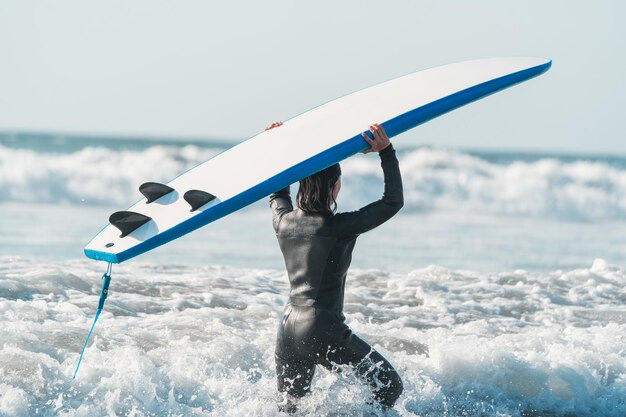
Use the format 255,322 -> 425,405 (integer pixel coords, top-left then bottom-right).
0,145 -> 217,206
2,144 -> 625,220
340,148 -> 626,220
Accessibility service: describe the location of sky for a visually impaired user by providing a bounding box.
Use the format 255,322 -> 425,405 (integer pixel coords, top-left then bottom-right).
0,0 -> 624,154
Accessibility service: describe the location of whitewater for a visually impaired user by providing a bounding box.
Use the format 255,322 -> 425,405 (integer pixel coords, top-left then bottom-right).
2,141 -> 626,221
1,136 -> 625,416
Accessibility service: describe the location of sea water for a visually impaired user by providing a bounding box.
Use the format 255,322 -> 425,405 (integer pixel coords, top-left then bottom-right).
0,134 -> 625,416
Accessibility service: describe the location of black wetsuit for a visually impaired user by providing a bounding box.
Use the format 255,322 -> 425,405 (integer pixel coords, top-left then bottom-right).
269,144 -> 404,409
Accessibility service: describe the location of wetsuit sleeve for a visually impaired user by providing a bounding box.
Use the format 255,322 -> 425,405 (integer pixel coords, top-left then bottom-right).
334,144 -> 403,236
269,185 -> 293,231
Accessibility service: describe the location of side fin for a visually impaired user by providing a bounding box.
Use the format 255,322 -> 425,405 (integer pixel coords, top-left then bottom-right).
139,182 -> 174,203
109,211 -> 152,237
183,190 -> 216,212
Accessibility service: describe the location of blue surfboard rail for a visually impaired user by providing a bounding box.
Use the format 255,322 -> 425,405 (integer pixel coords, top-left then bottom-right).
85,59 -> 551,264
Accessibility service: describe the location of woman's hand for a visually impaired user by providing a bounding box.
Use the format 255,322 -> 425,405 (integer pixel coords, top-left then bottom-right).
265,121 -> 283,131
361,124 -> 391,154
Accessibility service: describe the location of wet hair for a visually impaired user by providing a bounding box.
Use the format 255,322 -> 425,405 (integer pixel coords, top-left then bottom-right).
297,163 -> 341,215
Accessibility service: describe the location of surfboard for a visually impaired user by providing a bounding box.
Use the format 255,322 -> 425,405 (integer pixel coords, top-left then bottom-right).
85,57 -> 551,263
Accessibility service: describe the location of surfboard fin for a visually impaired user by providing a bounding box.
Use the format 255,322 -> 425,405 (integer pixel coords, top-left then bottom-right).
109,211 -> 152,237
139,182 -> 174,203
184,190 -> 216,211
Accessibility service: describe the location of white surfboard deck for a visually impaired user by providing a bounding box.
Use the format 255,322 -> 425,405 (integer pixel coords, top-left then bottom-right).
85,57 -> 551,263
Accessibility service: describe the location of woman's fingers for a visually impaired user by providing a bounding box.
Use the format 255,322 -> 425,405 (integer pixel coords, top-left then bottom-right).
371,125 -> 383,142
367,128 -> 378,147
374,124 -> 390,146
369,125 -> 384,147
265,121 -> 283,131
374,124 -> 387,142
376,124 -> 388,140
363,124 -> 390,153
376,124 -> 389,141
361,131 -> 375,153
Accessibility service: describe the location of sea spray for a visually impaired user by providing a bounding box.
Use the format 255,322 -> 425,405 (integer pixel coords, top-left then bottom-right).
0,257 -> 624,416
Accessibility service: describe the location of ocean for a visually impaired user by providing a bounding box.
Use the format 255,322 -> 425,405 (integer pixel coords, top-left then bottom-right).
0,132 -> 625,416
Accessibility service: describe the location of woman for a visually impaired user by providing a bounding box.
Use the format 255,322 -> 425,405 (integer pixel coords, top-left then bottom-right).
267,121 -> 404,412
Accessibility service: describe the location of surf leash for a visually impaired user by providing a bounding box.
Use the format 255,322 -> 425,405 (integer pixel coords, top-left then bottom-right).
73,262 -> 113,379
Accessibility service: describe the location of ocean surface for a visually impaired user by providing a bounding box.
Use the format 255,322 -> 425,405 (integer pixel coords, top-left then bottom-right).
1,132 -> 625,416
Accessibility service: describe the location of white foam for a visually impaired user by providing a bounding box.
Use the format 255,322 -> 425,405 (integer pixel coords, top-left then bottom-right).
340,148 -> 626,220
0,256 -> 624,416
3,144 -> 625,220
0,145 -> 218,206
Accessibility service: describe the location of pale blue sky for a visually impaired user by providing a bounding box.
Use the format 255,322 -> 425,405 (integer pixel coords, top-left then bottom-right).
0,1 -> 624,153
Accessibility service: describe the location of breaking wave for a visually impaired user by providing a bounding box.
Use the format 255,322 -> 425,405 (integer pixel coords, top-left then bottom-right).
1,144 -> 626,220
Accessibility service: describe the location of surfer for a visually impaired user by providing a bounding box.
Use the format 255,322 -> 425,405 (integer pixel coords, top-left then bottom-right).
267,121 -> 404,412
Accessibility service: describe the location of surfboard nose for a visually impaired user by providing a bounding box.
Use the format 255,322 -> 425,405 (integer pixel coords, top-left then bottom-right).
524,57 -> 552,72
523,57 -> 552,76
